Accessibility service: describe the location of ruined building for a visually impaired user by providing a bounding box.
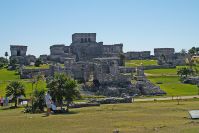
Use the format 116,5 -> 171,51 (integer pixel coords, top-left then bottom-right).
49,33 -> 123,63
17,33 -> 167,96
154,48 -> 186,65
10,45 -> 36,65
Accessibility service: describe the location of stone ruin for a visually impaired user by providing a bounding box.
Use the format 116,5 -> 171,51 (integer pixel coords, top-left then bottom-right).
134,66 -> 166,95
125,51 -> 151,60
125,48 -> 186,67
82,58 -> 166,96
154,48 -> 186,66
16,33 -> 166,97
10,45 -> 36,65
48,33 -> 123,63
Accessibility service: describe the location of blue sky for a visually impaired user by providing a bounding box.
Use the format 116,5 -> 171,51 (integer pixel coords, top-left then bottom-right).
0,0 -> 199,57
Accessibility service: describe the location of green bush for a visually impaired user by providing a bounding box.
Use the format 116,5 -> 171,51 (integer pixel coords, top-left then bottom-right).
32,89 -> 46,113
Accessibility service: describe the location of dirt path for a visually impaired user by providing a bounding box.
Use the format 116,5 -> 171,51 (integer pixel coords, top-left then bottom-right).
134,95 -> 199,102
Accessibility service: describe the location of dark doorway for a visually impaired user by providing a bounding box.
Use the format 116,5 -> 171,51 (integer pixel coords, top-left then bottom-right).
17,50 -> 21,56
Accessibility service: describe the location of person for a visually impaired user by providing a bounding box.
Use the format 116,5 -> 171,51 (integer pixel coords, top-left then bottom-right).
0,97 -> 3,106
45,91 -> 52,116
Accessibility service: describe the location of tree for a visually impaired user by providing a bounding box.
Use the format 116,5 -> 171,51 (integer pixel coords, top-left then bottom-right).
31,74 -> 45,112
35,58 -> 42,67
0,57 -> 8,69
6,81 -> 25,108
177,67 -> 193,79
9,58 -> 17,70
5,52 -> 8,59
32,89 -> 46,112
188,47 -> 196,56
47,73 -> 80,112
180,49 -> 187,55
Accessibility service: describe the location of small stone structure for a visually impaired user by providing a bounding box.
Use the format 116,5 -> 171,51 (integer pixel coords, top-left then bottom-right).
154,48 -> 186,66
125,48 -> 186,66
183,76 -> 199,85
39,54 -> 48,63
93,57 -> 131,85
10,45 -> 36,65
135,66 -> 166,95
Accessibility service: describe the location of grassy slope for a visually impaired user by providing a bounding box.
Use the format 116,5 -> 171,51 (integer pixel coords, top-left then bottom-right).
0,69 -> 19,81
126,60 -> 199,96
1,100 -> 199,133
24,64 -> 50,69
0,69 -> 46,97
148,76 -> 198,96
125,60 -> 158,67
24,64 -> 65,69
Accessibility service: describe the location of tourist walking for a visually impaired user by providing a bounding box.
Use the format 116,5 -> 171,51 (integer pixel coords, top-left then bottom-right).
45,91 -> 52,116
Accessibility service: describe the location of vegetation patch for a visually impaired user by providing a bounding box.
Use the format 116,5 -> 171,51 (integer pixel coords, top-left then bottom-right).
125,60 -> 158,67
148,76 -> 198,96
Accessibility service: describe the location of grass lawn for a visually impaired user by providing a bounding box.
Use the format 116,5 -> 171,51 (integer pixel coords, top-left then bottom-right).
143,65 -> 199,96
24,64 -> 50,69
148,76 -> 198,96
145,68 -> 178,75
125,60 -> 158,67
144,66 -> 193,76
0,69 -> 20,81
0,80 -> 46,97
24,64 -> 65,69
0,68 -> 46,97
1,100 -> 199,133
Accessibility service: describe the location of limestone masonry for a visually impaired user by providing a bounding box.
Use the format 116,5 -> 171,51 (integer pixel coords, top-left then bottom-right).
9,33 -> 187,96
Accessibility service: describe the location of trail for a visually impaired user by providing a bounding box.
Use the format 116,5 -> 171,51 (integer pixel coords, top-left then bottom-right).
134,95 -> 199,102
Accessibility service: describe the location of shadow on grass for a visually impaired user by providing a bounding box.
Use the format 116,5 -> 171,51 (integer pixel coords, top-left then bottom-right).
41,111 -> 78,117
0,106 -> 23,110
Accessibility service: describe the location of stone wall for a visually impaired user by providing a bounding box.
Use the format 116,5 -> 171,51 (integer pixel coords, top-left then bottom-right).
154,48 -> 175,57
125,51 -> 151,60
102,44 -> 123,55
143,64 -> 176,70
49,44 -> 75,63
25,55 -> 36,65
71,42 -> 104,61
50,44 -> 66,55
154,48 -> 186,66
39,55 -> 48,63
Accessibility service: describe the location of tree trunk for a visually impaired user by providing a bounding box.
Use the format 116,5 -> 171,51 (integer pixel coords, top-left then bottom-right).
14,99 -> 17,108
66,101 -> 69,112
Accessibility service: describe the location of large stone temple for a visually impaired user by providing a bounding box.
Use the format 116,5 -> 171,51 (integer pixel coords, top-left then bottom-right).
48,33 -> 123,63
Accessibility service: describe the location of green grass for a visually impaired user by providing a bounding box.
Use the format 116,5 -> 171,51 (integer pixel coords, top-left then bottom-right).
0,69 -> 20,81
0,68 -> 47,97
148,76 -> 198,96
144,66 -> 193,76
125,60 -> 158,67
24,64 -> 50,69
145,68 -> 178,75
1,100 -> 199,133
0,80 -> 46,97
24,64 -> 65,69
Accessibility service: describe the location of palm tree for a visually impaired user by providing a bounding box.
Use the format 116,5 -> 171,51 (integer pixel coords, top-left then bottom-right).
30,74 -> 45,112
47,73 -> 80,112
6,81 -> 25,108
